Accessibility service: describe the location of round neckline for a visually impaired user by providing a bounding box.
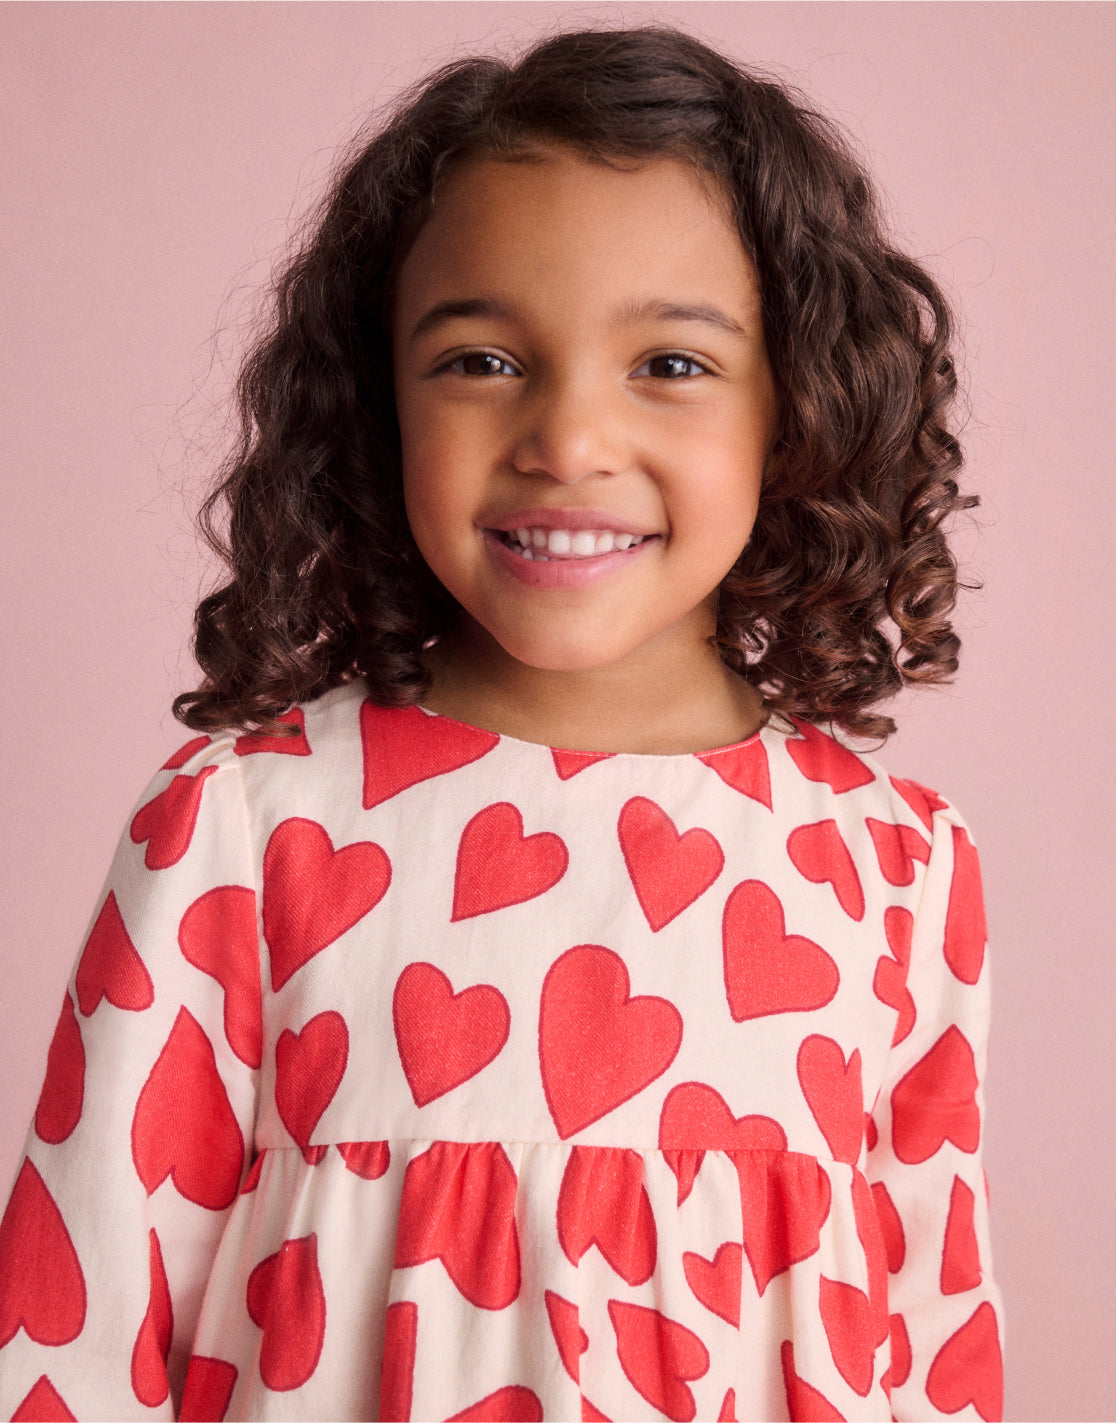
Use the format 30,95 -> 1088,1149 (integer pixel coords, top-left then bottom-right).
414,701 -> 782,762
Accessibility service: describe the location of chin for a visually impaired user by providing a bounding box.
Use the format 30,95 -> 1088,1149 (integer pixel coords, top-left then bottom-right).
495,629 -> 633,675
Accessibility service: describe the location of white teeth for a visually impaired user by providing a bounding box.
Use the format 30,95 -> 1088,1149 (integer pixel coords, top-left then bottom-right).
531,528 -> 548,549
594,530 -> 614,554
515,528 -> 531,547
570,531 -> 598,556
546,529 -> 572,555
614,532 -> 635,550
499,527 -> 650,560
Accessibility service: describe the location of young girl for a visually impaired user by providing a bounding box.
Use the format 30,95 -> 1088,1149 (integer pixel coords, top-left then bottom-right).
0,25 -> 1003,1423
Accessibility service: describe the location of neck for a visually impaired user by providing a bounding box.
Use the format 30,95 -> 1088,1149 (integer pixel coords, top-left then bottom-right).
420,619 -> 765,755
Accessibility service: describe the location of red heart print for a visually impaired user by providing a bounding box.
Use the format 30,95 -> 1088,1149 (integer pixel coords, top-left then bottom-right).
941,1176 -> 982,1294
557,1147 -> 657,1285
234,708 -> 310,758
580,1396 -> 610,1422
34,993 -> 84,1144
926,1302 -> 1002,1422
738,1155 -> 831,1296
544,1290 -> 588,1383
780,1340 -> 845,1422
718,1387 -> 737,1422
10,1376 -> 76,1422
849,1173 -> 889,1346
866,818 -> 930,886
539,945 -> 683,1139
618,797 -> 725,931
394,1141 -> 521,1309
337,1141 -> 391,1179
889,776 -> 947,832
263,817 -> 391,991
659,1081 -> 786,1205
131,1229 -> 173,1407
180,1356 -> 238,1422
162,735 -> 212,771
873,907 -> 916,1046
787,821 -> 865,921
379,1300 -> 417,1423
452,802 -> 568,921
787,720 -> 875,794
722,879 -> 839,1021
944,825 -> 987,984
819,1276 -> 875,1397
130,766 -> 218,870
870,1181 -> 905,1273
75,892 -> 154,1016
447,1388 -> 544,1422
131,1007 -> 244,1209
275,1010 -> 349,1149
696,739 -> 772,810
393,963 -> 510,1105
551,748 -> 615,780
683,1242 -> 743,1327
797,1035 -> 864,1165
609,1300 -> 709,1423
179,886 -> 262,1068
886,1313 -> 911,1389
361,701 -> 499,809
0,1159 -> 86,1348
246,1235 -> 326,1392
890,1025 -> 980,1164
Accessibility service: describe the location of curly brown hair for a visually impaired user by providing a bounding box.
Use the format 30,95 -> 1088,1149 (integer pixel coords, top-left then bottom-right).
173,24 -> 976,741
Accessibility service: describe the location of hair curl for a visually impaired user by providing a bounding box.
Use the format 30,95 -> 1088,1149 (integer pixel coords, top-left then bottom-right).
174,24 -> 976,741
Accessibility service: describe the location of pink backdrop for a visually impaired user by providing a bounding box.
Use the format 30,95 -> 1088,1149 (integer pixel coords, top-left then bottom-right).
2,4 -> 1112,1417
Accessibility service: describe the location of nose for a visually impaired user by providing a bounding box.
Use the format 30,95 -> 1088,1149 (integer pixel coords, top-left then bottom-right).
508,371 -> 629,485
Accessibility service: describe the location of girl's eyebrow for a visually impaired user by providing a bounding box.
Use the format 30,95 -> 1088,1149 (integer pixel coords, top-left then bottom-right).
407,296 -> 749,344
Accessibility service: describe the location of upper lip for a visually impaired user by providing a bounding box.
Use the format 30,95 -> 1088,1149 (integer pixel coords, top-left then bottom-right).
482,507 -> 658,537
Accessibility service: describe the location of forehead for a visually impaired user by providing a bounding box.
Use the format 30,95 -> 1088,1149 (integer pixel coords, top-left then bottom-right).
393,146 -> 759,317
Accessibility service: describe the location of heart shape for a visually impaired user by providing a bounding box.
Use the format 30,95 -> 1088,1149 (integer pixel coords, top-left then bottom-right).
886,1312 -> 912,1390
263,818 -> 391,991
787,719 -> 875,793
659,1081 -> 786,1205
337,1141 -> 391,1179
941,1176 -> 982,1294
870,1180 -> 905,1274
850,1174 -> 890,1347
360,701 -> 499,809
889,775 -> 947,831
544,1290 -> 588,1383
873,907 -> 916,1046
722,879 -> 839,1021
452,802 -> 568,921
380,1300 -> 418,1423
557,1146 -> 657,1285
551,748 -> 614,780
797,1034 -> 864,1165
780,1340 -> 844,1422
925,1302 -> 1002,1422
446,1388 -> 544,1422
787,821 -> 865,920
683,1242 -> 743,1327
75,892 -> 154,1017
234,708 -> 310,758
618,797 -> 724,931
695,739 -> 772,809
539,945 -> 683,1139
131,1229 -> 173,1407
0,1160 -> 85,1348
34,992 -> 85,1145
866,818 -> 930,887
179,886 -> 262,1068
608,1300 -> 709,1423
246,1235 -> 326,1392
11,1377 -> 77,1421
738,1154 -> 832,1295
161,734 -> 211,771
394,1141 -> 520,1309
819,1275 -> 876,1396
393,962 -> 510,1105
275,1011 -> 349,1149
180,1356 -> 238,1422
890,1025 -> 980,1164
130,766 -> 218,870
944,825 -> 987,985
131,1007 -> 243,1209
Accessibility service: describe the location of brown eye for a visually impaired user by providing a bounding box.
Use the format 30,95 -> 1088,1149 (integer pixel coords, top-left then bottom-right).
636,354 -> 708,379
449,352 -> 517,376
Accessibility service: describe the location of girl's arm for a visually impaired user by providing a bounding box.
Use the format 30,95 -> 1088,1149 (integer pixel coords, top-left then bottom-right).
0,737 -> 260,1421
866,794 -> 1005,1421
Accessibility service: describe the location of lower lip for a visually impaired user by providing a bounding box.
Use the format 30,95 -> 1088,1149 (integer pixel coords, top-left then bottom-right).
484,530 -> 657,588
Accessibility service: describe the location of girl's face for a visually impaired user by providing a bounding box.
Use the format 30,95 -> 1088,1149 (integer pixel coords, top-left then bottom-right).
392,145 -> 778,677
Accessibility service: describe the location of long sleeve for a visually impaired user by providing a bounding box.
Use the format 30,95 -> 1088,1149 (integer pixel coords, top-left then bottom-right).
866,789 -> 1004,1421
0,737 -> 261,1422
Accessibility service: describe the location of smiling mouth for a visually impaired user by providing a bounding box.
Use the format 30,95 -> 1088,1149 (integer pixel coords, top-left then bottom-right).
490,527 -> 656,561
